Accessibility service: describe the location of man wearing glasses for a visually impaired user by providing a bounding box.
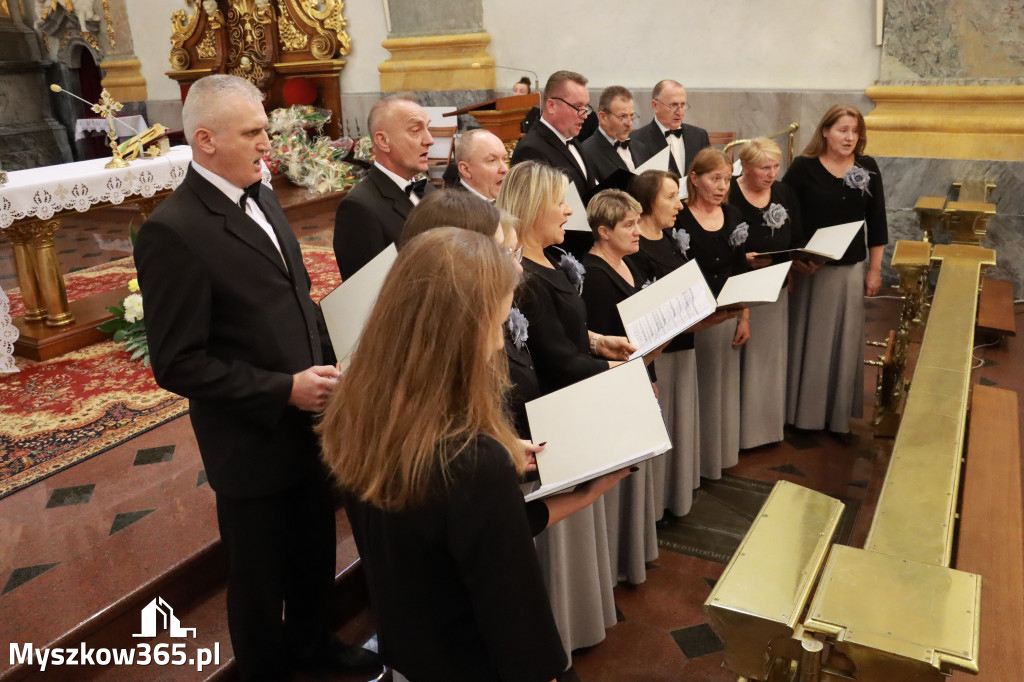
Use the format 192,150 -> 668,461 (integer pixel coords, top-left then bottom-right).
632,79 -> 710,196
510,70 -> 598,203
581,85 -> 651,181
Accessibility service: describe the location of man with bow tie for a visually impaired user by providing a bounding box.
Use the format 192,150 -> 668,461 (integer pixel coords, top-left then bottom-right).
135,75 -> 380,681
631,80 -> 710,197
510,70 -> 599,255
581,85 -> 651,181
333,96 -> 437,279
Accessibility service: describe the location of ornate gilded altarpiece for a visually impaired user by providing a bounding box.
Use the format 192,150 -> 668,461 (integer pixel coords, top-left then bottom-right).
166,0 -> 349,137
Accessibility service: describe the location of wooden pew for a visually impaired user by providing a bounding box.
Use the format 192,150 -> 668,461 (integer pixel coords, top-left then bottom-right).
976,277 -> 1016,337
703,481 -> 844,681
951,384 -> 1024,681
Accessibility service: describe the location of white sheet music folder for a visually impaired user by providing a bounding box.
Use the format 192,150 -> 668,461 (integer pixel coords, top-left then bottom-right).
715,261 -> 792,308
616,259 -> 717,359
759,220 -> 864,261
524,359 -> 671,501
563,184 -> 591,232
319,244 -> 397,370
633,147 -> 671,175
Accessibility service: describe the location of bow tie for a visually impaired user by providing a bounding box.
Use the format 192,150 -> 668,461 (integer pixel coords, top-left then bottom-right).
613,139 -> 630,150
238,181 -> 261,210
566,138 -> 581,150
664,128 -> 684,139
405,177 -> 428,198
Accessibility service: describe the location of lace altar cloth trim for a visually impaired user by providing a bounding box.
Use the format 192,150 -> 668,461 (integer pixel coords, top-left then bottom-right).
0,288 -> 19,374
0,147 -> 193,229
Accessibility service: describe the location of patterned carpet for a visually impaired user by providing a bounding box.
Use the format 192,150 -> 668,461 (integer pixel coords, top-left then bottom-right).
0,245 -> 341,498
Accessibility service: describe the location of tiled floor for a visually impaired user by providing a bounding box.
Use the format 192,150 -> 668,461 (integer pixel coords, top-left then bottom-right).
2,204 -> 1021,681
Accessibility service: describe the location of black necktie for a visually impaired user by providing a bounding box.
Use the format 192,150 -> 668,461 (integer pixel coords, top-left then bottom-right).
238,181 -> 261,210
664,129 -> 684,138
405,178 -> 428,198
614,139 -> 630,150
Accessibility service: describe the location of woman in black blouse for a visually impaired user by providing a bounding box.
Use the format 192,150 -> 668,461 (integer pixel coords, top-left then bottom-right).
678,148 -> 750,480
624,169 -> 725,519
782,105 -> 888,442
579,189 -> 661,586
496,160 -> 633,659
729,138 -> 803,450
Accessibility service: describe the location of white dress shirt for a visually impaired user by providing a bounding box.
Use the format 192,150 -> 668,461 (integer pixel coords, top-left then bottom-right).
654,119 -> 688,199
599,127 -> 635,171
191,161 -> 287,268
541,118 -> 588,179
459,178 -> 494,203
375,161 -> 422,206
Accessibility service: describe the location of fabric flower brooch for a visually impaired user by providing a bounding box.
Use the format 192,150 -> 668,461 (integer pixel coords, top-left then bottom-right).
558,252 -> 586,292
762,203 -> 789,235
672,228 -> 690,257
728,222 -> 750,248
843,166 -> 873,195
506,306 -> 529,350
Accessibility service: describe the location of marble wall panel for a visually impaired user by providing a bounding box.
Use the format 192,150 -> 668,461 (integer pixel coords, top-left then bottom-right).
881,0 -> 1024,83
387,0 -> 483,38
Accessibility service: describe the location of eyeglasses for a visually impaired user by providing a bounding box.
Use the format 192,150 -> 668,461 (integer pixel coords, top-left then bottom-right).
655,100 -> 691,113
552,97 -> 594,118
610,112 -> 639,124
505,245 -> 524,264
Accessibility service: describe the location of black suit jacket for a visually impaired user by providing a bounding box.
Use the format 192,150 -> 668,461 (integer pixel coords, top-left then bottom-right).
136,167 -> 332,499
510,119 -> 597,202
631,120 -> 711,177
333,164 -> 437,279
580,131 -> 650,183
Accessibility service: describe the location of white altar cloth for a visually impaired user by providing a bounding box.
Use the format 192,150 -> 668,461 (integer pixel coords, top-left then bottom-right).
0,146 -> 193,229
73,115 -> 149,141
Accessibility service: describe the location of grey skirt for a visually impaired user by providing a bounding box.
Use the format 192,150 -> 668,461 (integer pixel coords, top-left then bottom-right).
534,497 -> 617,661
604,456 -> 659,585
694,320 -> 741,480
650,349 -> 701,517
786,262 -> 866,433
739,295 -> 788,449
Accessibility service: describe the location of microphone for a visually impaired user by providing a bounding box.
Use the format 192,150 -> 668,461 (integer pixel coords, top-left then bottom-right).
470,63 -> 540,96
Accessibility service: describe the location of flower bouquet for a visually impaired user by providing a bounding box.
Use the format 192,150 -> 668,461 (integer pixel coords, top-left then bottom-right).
97,224 -> 149,365
263,105 -> 370,195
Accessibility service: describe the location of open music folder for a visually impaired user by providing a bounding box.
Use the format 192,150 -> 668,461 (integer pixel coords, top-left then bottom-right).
563,184 -> 592,232
759,220 -> 864,262
524,359 -> 671,501
618,260 -> 793,359
634,147 -> 671,175
319,244 -> 397,370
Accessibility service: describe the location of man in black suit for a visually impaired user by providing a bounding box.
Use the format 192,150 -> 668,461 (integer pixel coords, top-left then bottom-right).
451,128 -> 508,202
333,96 -> 436,279
581,85 -> 650,181
631,79 -> 710,194
510,69 -> 597,202
510,70 -> 598,254
135,75 -> 379,682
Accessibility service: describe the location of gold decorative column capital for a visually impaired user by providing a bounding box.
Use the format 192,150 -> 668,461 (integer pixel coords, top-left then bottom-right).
864,85 -> 1024,160
100,57 -> 148,103
378,32 -> 495,92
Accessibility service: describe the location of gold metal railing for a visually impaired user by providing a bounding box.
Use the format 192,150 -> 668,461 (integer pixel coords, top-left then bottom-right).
723,122 -> 800,165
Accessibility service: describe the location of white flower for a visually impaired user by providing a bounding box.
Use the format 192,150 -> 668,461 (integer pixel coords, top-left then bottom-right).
506,307 -> 529,349
729,222 -> 750,247
762,203 -> 789,234
672,228 -> 690,257
843,166 -> 872,195
558,252 -> 586,292
123,293 -> 144,323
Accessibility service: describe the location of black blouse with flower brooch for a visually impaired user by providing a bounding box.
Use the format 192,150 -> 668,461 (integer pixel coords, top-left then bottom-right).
504,306 -> 540,439
728,179 -> 803,256
781,155 -> 887,267
517,252 -> 608,395
625,231 -> 696,353
675,203 -> 749,297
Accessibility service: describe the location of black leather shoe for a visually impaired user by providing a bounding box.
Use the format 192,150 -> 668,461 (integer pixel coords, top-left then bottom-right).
294,639 -> 382,675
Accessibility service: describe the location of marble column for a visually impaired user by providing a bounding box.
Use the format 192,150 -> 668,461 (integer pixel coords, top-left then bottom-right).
0,0 -> 72,169
865,1 -> 1024,296
377,0 -> 495,94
